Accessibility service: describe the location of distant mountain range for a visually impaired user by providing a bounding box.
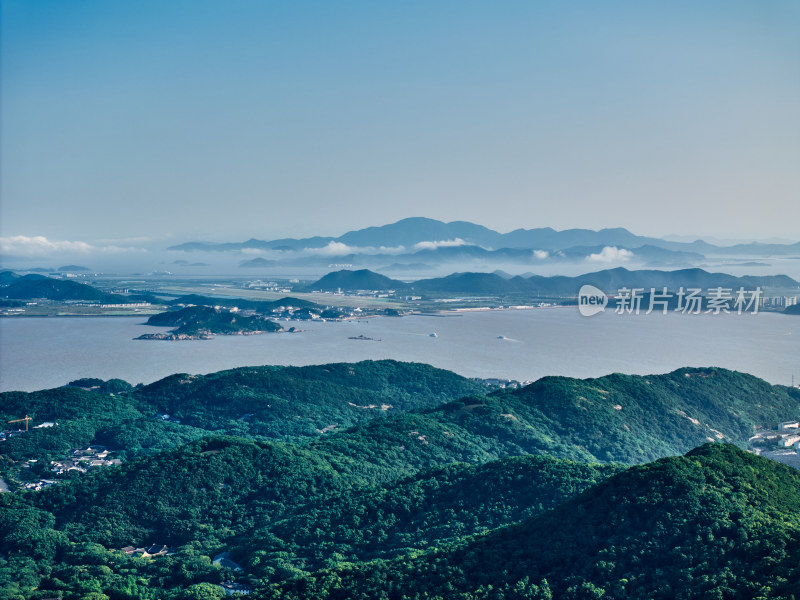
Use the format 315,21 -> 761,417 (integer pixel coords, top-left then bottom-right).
169,218 -> 800,267
306,267 -> 800,296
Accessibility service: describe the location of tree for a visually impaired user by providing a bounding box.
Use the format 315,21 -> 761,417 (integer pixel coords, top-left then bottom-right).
180,582 -> 224,600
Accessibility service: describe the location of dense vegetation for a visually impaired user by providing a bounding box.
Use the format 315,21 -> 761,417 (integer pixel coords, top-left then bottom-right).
239,455 -> 623,575
38,437 -> 349,547
144,306 -> 283,336
269,444 -> 800,599
306,368 -> 800,481
129,361 -> 488,441
2,362 -> 800,598
0,361 -> 489,472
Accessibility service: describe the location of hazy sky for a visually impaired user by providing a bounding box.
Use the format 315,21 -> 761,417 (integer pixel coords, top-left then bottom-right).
2,0 -> 799,249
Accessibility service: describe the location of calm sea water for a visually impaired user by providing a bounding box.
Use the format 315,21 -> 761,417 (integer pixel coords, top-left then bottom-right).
1,309 -> 798,391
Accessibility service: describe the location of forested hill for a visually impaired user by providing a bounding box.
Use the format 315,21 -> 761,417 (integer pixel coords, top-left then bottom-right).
270,444 -> 800,599
143,305 -> 283,336
308,367 -> 800,478
0,273 -> 154,303
0,361 -> 491,467
129,360 -> 489,439
303,268 -> 404,292
2,363 -> 800,598
2,365 -> 798,474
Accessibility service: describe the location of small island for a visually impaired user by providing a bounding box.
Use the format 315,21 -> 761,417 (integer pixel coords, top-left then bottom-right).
135,305 -> 283,340
348,334 -> 381,341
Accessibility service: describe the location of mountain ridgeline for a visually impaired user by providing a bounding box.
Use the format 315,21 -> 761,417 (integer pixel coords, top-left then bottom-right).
164,218 -> 800,271
168,217 -> 800,256
1,361 -> 800,598
304,267 -> 799,296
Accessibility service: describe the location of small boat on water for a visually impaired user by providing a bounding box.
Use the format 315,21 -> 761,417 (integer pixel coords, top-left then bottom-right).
429,332 -> 438,338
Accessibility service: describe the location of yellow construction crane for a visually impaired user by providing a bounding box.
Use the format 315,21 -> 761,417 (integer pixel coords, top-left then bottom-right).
8,415 -> 32,432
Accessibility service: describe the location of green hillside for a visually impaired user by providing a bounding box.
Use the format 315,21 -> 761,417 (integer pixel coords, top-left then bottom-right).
310,367 -> 800,478
271,444 -> 800,599
0,440 -> 619,597
3,365 -> 797,482
36,437 -> 348,547
0,387 -> 143,467
129,360 -> 488,440
2,364 -> 800,599
0,361 -> 489,473
239,455 -> 622,578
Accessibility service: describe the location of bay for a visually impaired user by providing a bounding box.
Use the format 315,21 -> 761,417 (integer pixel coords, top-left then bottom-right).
1,308 -> 798,392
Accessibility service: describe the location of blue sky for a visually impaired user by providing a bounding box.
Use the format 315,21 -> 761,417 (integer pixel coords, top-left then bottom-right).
2,0 -> 799,248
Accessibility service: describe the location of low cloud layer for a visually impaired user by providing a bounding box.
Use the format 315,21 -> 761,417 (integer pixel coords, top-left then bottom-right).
413,238 -> 467,251
0,235 -> 95,256
587,246 -> 634,263
318,241 -> 360,256
314,242 -> 405,256
0,235 -> 145,257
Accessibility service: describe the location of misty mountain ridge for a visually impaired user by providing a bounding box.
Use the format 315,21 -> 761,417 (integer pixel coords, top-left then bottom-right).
306,266 -> 800,295
168,217 -> 800,258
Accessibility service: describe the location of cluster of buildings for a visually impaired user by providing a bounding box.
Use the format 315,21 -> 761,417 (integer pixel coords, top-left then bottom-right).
320,287 -> 398,299
242,280 -> 292,292
65,301 -> 152,308
776,421 -> 800,449
13,445 -> 123,492
22,477 -> 57,491
756,295 -> 799,309
50,445 -> 122,475
752,421 -> 800,454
